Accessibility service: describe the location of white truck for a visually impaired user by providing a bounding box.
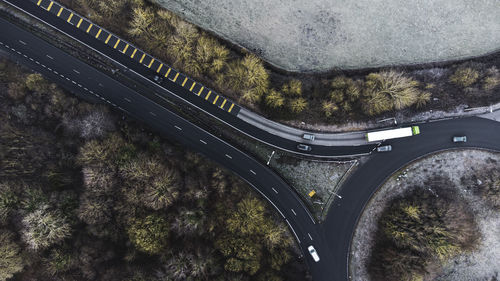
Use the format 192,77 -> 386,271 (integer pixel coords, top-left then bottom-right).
366,126 -> 420,142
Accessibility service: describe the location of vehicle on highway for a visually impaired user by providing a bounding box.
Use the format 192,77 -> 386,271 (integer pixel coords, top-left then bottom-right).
297,144 -> 312,152
366,126 -> 420,142
308,245 -> 320,262
453,136 -> 467,143
377,145 -> 392,152
302,133 -> 315,141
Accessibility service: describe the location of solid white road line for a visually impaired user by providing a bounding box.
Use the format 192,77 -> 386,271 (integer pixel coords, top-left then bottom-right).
285,219 -> 301,244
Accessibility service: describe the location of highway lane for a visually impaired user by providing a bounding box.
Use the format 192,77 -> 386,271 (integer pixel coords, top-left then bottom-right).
324,116 -> 500,281
3,0 -> 378,158
0,16 -> 338,281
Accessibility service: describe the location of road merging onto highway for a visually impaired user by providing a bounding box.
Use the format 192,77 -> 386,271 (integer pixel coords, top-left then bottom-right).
4,2 -> 500,281
0,16 -> 337,281
7,0 -> 377,157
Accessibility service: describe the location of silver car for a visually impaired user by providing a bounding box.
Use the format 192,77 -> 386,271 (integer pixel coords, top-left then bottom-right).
453,136 -> 467,143
302,133 -> 315,141
377,145 -> 392,152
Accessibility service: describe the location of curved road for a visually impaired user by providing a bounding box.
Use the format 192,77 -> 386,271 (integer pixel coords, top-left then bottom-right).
3,4 -> 500,281
5,0 -> 377,158
0,16 -> 336,281
325,116 -> 500,280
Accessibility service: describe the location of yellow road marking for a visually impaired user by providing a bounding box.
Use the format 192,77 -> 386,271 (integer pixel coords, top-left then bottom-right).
205,90 -> 212,100
113,39 -> 120,49
139,54 -> 145,63
67,13 -> 73,23
189,82 -> 196,91
181,77 -> 188,87
173,73 -> 179,82
76,18 -> 83,28
122,44 -> 129,54
228,103 -> 235,112
95,29 -> 102,39
156,63 -> 163,73
198,86 -> 204,96
47,2 -> 53,11
164,68 -> 171,78
57,7 -> 63,17
37,0 -> 42,6
220,99 -> 227,108
213,95 -> 219,105
131,49 -> 137,58
105,34 -> 112,44
86,23 -> 93,33
147,58 -> 155,68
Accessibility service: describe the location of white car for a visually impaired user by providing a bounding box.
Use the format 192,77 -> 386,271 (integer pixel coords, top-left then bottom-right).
308,245 -> 320,262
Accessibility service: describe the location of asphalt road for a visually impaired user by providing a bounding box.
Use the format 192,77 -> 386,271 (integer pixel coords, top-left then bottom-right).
0,16 -> 339,281
325,116 -> 500,280
3,3 -> 500,281
4,0 -> 378,158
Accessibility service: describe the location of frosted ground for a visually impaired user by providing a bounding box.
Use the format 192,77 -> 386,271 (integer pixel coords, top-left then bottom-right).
154,0 -> 500,72
350,150 -> 500,281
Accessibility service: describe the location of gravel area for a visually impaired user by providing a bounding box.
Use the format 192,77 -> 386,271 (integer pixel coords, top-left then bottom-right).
153,0 -> 500,72
350,149 -> 500,281
233,134 -> 356,220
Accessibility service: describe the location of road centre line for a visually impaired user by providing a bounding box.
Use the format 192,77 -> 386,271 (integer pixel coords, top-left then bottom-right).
308,233 -> 313,241
199,139 -> 207,145
19,40 -> 26,45
174,125 -> 182,131
149,111 -> 156,116
225,154 -> 232,159
291,209 -> 297,216
46,54 -> 53,59
272,187 -> 278,194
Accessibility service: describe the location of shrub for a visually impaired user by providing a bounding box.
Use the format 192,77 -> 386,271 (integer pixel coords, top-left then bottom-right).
225,54 -> 269,104
362,71 -> 422,116
21,204 -> 72,251
127,214 -> 169,254
265,89 -> 285,108
482,67 -> 500,90
322,101 -> 339,117
449,67 -> 480,88
0,230 -> 24,280
369,182 -> 478,281
287,98 -> 308,114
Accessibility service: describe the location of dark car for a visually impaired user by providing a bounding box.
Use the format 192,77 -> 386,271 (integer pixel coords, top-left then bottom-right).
297,144 -> 312,152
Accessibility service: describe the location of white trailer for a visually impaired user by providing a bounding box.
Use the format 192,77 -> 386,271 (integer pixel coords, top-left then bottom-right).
366,126 -> 420,142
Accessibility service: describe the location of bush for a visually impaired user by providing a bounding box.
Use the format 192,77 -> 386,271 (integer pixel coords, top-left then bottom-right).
362,71 -> 423,116
224,54 -> 270,105
369,182 -> 478,281
21,204 -> 72,251
449,67 -> 480,88
127,214 -> 169,255
265,89 -> 285,108
0,230 -> 24,280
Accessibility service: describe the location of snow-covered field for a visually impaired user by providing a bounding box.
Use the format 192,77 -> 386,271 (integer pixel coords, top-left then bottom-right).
350,149 -> 500,281
154,0 -> 500,72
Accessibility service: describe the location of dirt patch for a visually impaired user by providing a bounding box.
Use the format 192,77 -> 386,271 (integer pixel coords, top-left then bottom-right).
154,0 -> 500,72
350,149 -> 500,281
